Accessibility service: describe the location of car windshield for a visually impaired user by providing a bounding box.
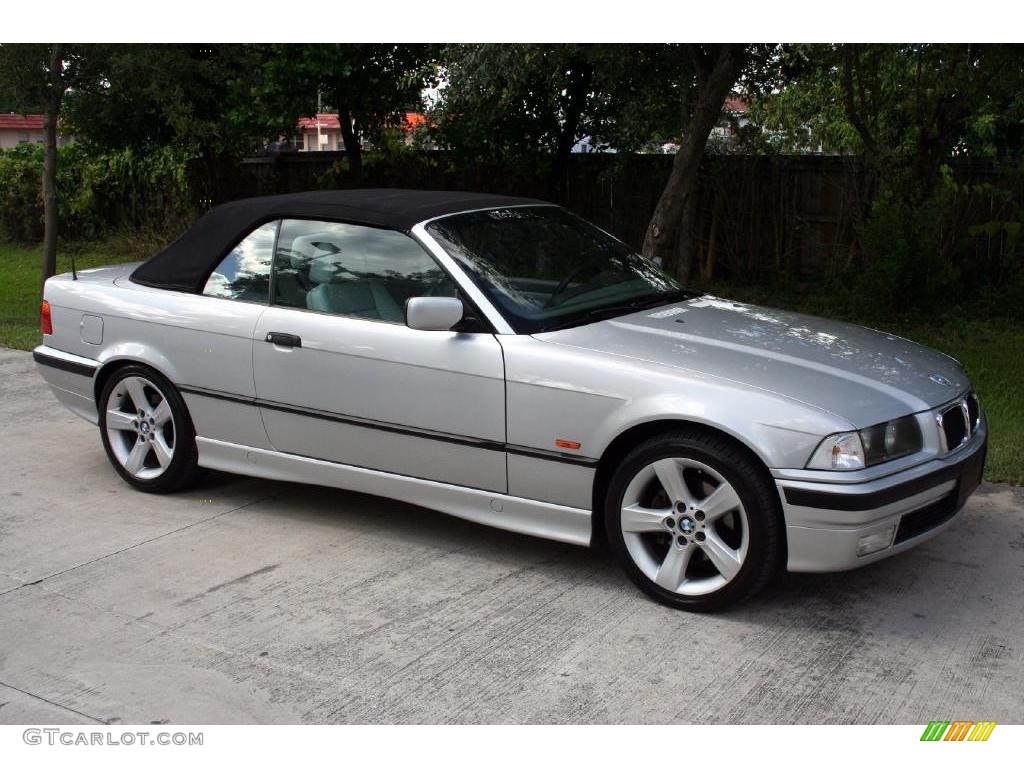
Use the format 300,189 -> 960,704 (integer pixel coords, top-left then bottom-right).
425,206 -> 695,333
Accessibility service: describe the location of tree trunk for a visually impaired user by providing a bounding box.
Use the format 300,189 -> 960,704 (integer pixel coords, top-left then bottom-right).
199,146 -> 220,206
41,43 -> 63,288
552,60 -> 593,204
642,44 -> 744,281
337,104 -> 362,183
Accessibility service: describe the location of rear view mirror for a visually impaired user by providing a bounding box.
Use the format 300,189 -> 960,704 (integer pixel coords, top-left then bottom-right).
405,296 -> 465,331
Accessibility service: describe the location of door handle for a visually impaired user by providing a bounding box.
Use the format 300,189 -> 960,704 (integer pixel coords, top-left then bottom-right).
265,332 -> 302,348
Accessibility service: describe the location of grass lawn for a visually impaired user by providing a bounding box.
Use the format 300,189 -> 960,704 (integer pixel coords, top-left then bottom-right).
2,240 -> 1021,484
0,237 -> 162,350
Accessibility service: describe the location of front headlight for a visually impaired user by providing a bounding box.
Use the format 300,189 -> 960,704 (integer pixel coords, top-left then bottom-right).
860,415 -> 922,465
807,415 -> 922,471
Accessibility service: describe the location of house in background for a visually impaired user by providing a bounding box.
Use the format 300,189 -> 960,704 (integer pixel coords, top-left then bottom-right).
292,112 -> 426,152
706,95 -> 750,148
295,114 -> 343,151
0,114 -> 74,149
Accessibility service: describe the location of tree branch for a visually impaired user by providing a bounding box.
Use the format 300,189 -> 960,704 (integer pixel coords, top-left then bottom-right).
841,45 -> 878,156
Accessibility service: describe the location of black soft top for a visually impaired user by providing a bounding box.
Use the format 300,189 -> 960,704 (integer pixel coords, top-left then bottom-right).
130,188 -> 546,293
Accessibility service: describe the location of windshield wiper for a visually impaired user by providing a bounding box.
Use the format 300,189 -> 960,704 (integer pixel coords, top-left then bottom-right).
539,289 -> 699,332
621,288 -> 698,311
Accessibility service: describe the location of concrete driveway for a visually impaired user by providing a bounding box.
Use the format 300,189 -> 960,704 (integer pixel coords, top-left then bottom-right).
1,347 -> 1022,724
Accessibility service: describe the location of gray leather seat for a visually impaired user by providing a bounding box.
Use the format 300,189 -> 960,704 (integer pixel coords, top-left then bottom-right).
306,279 -> 404,321
305,253 -> 404,321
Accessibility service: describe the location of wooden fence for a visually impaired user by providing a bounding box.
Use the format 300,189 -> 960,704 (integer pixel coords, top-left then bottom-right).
228,151 -> 1020,284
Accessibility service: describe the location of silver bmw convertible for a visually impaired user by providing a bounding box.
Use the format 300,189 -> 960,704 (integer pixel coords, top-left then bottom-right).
34,190 -> 987,610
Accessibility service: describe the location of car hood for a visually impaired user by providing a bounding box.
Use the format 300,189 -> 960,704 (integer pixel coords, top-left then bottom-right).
535,295 -> 969,427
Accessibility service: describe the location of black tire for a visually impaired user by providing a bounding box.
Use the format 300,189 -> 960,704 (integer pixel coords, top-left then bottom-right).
98,364 -> 201,494
604,429 -> 782,611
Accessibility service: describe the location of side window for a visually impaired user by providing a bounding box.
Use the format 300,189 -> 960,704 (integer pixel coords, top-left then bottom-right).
202,221 -> 278,302
272,219 -> 457,323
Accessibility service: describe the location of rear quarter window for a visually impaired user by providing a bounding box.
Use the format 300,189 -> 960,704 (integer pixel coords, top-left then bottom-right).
203,221 -> 279,302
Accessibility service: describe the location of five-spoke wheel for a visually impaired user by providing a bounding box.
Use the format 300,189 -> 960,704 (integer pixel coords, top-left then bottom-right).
605,430 -> 781,611
620,457 -> 749,596
98,365 -> 201,493
104,375 -> 176,480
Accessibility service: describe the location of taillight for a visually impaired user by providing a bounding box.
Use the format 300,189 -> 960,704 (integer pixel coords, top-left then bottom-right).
40,300 -> 53,335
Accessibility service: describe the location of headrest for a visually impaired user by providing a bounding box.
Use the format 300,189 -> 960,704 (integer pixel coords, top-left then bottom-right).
289,232 -> 342,270
308,253 -> 354,284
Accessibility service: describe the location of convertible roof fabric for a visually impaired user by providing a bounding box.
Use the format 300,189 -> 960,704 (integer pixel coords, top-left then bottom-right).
130,188 -> 546,293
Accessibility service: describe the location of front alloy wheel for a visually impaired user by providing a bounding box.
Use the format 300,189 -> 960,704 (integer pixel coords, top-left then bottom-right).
605,430 -> 782,611
620,457 -> 749,596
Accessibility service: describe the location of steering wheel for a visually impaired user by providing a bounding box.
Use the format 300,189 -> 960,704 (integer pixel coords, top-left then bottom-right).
545,264 -> 604,308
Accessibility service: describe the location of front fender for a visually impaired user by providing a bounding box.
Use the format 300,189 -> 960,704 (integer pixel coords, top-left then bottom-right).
500,335 -> 851,472
591,387 -> 850,471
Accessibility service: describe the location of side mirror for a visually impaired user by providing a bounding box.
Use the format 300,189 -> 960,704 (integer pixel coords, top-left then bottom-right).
405,296 -> 465,331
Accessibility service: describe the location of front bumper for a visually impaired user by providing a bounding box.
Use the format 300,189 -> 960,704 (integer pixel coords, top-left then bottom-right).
777,421 -> 987,572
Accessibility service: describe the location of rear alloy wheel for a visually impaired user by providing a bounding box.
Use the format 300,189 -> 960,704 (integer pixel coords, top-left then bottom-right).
99,365 -> 200,493
605,431 -> 782,611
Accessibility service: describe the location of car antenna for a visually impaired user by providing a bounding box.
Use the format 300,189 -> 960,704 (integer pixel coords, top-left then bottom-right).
70,251 -> 78,280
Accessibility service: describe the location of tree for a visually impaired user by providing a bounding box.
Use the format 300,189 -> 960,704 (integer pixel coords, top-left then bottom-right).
745,44 -> 1024,308
434,45 -> 599,199
434,44 -> 758,275
0,43 -> 94,287
752,44 -> 1024,181
64,44 -> 278,200
641,44 -> 746,279
258,44 -> 438,180
435,45 -> 707,200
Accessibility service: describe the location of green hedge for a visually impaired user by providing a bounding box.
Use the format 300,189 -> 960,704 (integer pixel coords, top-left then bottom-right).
0,144 -> 45,241
849,165 -> 1023,317
0,142 -> 196,242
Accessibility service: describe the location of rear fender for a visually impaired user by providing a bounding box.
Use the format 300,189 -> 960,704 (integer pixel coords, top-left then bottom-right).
94,343 -> 182,402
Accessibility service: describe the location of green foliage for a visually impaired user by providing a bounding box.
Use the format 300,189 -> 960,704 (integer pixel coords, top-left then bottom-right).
0,142 -> 195,242
432,44 -> 696,162
256,44 -> 438,157
742,44 -> 1024,317
857,182 -> 952,310
432,44 -> 780,163
0,44 -> 100,116
62,143 -> 195,237
0,143 -> 43,241
853,160 -> 1024,318
433,44 -> 590,161
64,44 -> 278,159
750,44 -> 1024,162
